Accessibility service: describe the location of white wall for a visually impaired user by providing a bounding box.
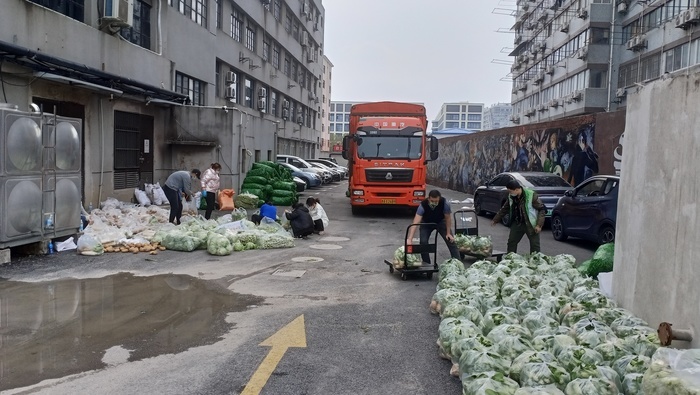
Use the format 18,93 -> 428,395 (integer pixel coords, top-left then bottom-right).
613,68 -> 700,347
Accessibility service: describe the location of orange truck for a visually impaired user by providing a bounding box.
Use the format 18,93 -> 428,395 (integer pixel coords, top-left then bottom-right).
342,101 -> 439,215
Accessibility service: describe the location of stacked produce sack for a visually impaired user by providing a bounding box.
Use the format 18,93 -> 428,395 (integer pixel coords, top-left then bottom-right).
431,253 -> 661,395
240,161 -> 298,207
642,348 -> 700,393
577,243 -> 614,279
81,198 -> 294,257
455,234 -> 493,258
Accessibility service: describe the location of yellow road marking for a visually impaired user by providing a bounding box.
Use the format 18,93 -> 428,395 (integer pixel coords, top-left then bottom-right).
241,315 -> 307,395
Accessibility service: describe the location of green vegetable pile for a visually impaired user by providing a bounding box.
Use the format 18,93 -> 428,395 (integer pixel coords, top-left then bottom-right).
240,162 -> 298,207
392,246 -> 423,269
641,348 -> 700,394
431,253 -> 662,395
207,233 -> 233,256
234,193 -> 260,210
577,243 -> 614,279
454,234 -> 493,257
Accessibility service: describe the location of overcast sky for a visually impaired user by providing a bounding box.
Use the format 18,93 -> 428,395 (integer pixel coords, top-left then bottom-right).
323,0 -> 516,121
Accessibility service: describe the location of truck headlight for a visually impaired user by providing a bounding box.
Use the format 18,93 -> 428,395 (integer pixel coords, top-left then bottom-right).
352,190 -> 364,196
414,191 -> 425,197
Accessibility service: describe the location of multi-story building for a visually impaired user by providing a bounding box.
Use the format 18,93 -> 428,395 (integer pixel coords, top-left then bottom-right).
510,0 -> 615,125
320,55 -> 333,154
431,102 -> 485,131
0,0 -> 324,204
482,103 -> 513,130
328,101 -> 360,150
616,0 -> 700,105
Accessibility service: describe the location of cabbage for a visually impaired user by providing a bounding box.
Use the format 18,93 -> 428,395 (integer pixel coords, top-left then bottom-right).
482,307 -> 521,335
514,386 -> 565,395
437,273 -> 470,291
233,241 -> 245,252
520,362 -> 571,390
494,334 -> 535,360
462,371 -> 520,395
523,310 -> 560,333
595,307 -> 634,326
622,373 -> 643,395
612,355 -> 651,378
642,348 -> 700,394
571,318 -> 616,349
244,241 -> 256,250
450,334 -> 493,364
162,231 -> 198,252
510,350 -> 557,382
206,233 -> 232,256
569,364 -> 622,390
430,288 -> 465,315
594,338 -> 631,364
488,324 -> 532,343
392,246 -> 422,269
549,335 -> 578,357
441,302 -> 484,325
459,350 -> 512,378
256,233 -> 295,249
557,346 -> 605,371
439,258 -> 465,281
619,333 -> 660,358
564,377 -> 619,395
437,317 -> 480,359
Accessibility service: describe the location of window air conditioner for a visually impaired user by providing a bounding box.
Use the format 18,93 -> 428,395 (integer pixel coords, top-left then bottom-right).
615,88 -> 627,98
617,2 -> 627,13
302,31 -> 309,47
258,97 -> 267,111
225,86 -> 237,101
258,87 -> 267,97
296,115 -> 304,125
102,0 -> 134,28
546,65 -> 556,75
282,108 -> 289,120
225,71 -> 237,84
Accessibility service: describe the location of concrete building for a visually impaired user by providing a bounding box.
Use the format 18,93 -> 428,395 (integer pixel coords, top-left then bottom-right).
615,0 -> 700,105
328,101 -> 360,150
482,103 -> 513,130
320,55 -> 333,154
510,0 -> 615,125
431,102 -> 485,131
0,0 -> 324,205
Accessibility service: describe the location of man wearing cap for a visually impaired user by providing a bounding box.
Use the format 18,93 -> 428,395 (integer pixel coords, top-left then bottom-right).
163,169 -> 201,225
492,179 -> 547,253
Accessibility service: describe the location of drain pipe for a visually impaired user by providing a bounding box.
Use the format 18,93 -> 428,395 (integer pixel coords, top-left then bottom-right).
605,2 -> 616,112
97,98 -> 105,207
658,322 -> 694,346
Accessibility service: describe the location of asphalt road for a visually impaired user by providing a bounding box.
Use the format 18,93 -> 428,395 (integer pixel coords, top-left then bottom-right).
0,182 -> 599,395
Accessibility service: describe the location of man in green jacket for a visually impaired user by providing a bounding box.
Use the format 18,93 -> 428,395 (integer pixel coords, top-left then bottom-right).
492,180 -> 547,253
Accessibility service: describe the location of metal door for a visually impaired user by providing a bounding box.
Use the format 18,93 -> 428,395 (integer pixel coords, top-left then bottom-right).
114,111 -> 153,189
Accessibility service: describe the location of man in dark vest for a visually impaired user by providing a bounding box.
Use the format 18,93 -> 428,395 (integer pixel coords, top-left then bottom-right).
406,190 -> 461,263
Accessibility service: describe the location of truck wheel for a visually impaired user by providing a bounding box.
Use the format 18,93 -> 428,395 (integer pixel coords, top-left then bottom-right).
351,206 -> 362,216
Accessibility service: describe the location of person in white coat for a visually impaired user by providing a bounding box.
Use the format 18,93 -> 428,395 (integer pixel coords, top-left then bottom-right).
306,197 -> 329,235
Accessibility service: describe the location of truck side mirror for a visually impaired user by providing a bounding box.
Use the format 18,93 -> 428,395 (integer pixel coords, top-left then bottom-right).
342,135 -> 349,160
430,136 -> 439,161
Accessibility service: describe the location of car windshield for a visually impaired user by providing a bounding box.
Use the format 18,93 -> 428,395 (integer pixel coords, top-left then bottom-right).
356,136 -> 422,160
282,163 -> 301,172
523,174 -> 571,187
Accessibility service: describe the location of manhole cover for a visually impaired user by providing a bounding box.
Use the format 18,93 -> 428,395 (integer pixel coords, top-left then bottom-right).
309,244 -> 343,250
291,256 -> 325,263
319,236 -> 350,242
271,270 -> 307,278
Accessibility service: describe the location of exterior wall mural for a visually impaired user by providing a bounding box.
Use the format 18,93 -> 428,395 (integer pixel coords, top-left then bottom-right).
427,112 -> 625,194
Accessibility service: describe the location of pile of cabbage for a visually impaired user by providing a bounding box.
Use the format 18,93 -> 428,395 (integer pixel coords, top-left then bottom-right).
454,234 -> 493,258
392,246 -> 423,269
642,348 -> 700,394
155,216 -> 295,255
432,253 -> 661,395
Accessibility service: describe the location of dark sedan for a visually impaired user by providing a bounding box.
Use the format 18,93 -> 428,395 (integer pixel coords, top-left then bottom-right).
474,172 -> 573,226
551,175 -> 619,245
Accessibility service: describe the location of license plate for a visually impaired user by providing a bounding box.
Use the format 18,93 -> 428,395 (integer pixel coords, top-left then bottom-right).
547,209 -> 553,216
381,199 -> 396,204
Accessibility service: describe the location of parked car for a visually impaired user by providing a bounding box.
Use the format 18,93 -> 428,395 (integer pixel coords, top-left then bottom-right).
310,162 -> 341,182
551,175 -> 619,245
307,159 -> 348,178
279,162 -> 321,188
292,176 -> 307,193
473,172 -> 573,226
277,155 -> 328,184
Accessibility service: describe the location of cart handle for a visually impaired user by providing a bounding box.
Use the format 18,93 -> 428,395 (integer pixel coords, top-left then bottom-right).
453,209 -> 479,236
403,223 -> 439,265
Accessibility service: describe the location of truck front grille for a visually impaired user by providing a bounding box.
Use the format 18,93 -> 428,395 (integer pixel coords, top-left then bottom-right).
365,169 -> 414,182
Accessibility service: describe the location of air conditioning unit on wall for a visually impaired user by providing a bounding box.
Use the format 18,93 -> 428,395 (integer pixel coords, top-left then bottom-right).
225,86 -> 237,101
102,0 -> 134,29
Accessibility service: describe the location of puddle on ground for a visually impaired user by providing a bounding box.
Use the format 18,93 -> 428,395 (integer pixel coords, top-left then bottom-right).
0,273 -> 263,391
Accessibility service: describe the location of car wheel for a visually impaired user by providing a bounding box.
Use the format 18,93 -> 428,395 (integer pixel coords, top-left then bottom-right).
598,225 -> 615,244
500,202 -> 510,226
551,215 -> 568,241
474,195 -> 485,215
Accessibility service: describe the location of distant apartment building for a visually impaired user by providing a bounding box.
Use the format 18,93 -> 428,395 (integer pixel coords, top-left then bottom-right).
482,103 -> 513,130
328,101 -> 360,150
320,55 -> 333,153
432,102 -> 485,131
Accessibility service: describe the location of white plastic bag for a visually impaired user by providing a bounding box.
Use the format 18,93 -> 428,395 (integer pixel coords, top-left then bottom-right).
145,183 -> 155,203
77,234 -> 104,256
182,197 -> 197,215
56,238 -> 77,252
153,182 -> 168,206
134,188 -> 151,206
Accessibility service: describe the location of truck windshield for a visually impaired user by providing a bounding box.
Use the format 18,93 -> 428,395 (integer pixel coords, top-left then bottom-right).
356,136 -> 422,160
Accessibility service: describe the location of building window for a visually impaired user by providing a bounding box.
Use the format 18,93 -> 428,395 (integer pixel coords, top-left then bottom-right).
467,122 -> 481,129
446,122 -> 460,128
175,72 -> 205,106
215,0 -> 222,28
273,0 -> 281,20
468,105 -> 483,113
271,91 -> 278,116
173,0 -> 207,27
344,104 -> 352,112
665,43 -> 690,73
285,13 -> 292,32
446,105 -> 460,112
284,55 -> 291,76
467,114 -> 481,121
344,123 -> 349,132
245,25 -> 256,52
29,0 -> 84,22
230,10 -> 242,42
120,0 -> 151,50
272,45 -> 280,69
446,114 -> 460,121
292,20 -> 300,41
245,78 -> 254,108
262,37 -> 270,62
589,69 -> 608,88
330,124 -> 335,132
291,62 -> 298,82
330,103 -> 336,111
